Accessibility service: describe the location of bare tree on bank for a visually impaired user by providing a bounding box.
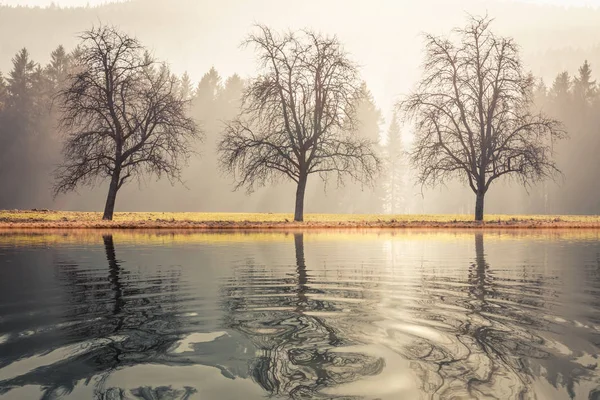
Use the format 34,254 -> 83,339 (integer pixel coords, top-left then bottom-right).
219,26 -> 380,222
399,16 -> 565,221
53,26 -> 199,220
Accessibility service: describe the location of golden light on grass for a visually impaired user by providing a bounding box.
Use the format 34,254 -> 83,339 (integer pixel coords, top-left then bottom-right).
1,227 -> 599,247
1,210 -> 600,229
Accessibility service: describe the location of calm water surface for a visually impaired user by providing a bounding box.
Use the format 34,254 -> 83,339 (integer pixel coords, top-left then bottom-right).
1,230 -> 600,399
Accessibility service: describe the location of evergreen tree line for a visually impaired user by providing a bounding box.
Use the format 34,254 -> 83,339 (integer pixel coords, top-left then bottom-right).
0,46 -> 68,208
530,60 -> 600,214
0,45 -> 408,213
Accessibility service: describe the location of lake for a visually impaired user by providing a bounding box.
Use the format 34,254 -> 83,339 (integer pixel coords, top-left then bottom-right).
0,229 -> 600,399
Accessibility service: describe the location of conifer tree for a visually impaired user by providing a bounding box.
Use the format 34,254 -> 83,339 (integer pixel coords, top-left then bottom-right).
385,112 -> 406,214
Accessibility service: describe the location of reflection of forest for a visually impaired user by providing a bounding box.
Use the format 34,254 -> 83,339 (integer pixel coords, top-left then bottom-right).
222,233 -> 385,398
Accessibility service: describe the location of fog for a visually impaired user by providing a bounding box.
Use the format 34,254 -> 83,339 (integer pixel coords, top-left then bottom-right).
0,0 -> 599,214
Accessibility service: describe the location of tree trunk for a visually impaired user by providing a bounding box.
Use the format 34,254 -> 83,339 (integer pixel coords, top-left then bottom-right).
103,168 -> 121,220
474,190 -> 485,221
294,173 -> 308,222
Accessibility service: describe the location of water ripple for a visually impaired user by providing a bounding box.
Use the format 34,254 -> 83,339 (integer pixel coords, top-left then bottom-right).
0,230 -> 599,399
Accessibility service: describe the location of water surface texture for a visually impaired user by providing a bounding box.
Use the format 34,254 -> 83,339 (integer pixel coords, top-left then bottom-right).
1,230 -> 600,399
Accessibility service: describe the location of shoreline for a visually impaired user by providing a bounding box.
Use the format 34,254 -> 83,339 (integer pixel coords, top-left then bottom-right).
1,210 -> 600,229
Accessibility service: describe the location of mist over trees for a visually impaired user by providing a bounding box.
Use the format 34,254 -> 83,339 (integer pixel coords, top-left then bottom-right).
531,61 -> 600,214
0,42 -> 394,216
383,112 -> 408,214
0,47 -> 64,208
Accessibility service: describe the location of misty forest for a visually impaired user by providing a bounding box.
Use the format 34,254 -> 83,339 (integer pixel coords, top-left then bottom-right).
0,1 -> 599,221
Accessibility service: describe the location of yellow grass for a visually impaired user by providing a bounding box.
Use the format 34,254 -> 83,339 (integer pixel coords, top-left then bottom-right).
0,210 -> 599,229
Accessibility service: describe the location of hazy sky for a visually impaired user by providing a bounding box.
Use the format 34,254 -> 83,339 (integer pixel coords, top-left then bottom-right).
2,0 -> 600,6
0,0 -> 119,5
0,0 -> 122,6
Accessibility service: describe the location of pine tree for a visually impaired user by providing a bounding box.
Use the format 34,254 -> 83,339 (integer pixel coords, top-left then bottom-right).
7,48 -> 37,112
192,67 -> 222,148
573,60 -> 596,107
533,78 -> 547,110
218,74 -> 244,119
385,112 -> 406,214
550,72 -> 571,102
179,71 -> 193,101
0,72 -> 7,111
194,67 -> 221,104
70,45 -> 84,63
45,45 -> 71,91
354,82 -> 383,144
334,82 -> 384,213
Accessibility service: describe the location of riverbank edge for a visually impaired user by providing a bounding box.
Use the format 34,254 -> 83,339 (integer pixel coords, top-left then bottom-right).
1,211 -> 600,229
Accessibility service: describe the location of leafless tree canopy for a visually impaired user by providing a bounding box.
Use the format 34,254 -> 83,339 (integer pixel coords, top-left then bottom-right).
219,25 -> 380,221
399,16 -> 566,220
53,25 -> 199,219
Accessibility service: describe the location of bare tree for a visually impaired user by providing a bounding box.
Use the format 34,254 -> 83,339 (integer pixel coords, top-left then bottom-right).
53,26 -> 199,220
399,16 -> 565,221
219,26 -> 380,222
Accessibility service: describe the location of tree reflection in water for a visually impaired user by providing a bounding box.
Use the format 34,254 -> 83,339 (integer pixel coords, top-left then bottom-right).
104,235 -> 125,317
0,234 -> 197,399
403,233 -> 598,399
2,231 -> 600,399
223,233 -> 384,398
223,232 -> 600,399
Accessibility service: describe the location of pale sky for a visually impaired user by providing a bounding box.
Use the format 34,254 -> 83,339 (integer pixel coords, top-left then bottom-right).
0,0 -> 124,6
1,0 -> 600,6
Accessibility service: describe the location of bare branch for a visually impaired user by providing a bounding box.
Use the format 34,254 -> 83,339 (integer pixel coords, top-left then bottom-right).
398,15 -> 566,219
53,25 -> 201,205
219,25 -> 380,197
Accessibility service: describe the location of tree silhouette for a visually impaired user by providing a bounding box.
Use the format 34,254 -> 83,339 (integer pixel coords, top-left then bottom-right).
400,15 -> 565,220
53,26 -> 200,220
573,60 -> 596,107
219,25 -> 380,221
45,45 -> 72,92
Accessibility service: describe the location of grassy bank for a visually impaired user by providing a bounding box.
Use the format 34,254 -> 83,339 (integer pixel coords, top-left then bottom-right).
0,210 -> 599,229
